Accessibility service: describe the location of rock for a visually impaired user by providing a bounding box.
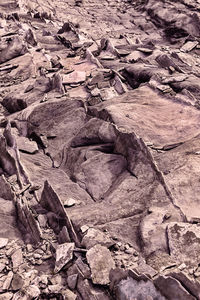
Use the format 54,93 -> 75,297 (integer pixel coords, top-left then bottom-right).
54,242 -> 75,273
24,285 -> 40,299
86,244 -> 115,285
167,222 -> 200,267
0,176 -> 15,200
180,41 -> 198,52
81,228 -> 115,249
67,274 -> 78,290
75,257 -> 91,279
3,271 -> 14,290
16,137 -> 39,154
167,271 -> 200,299
64,198 -> 77,207
154,275 -> 196,300
37,214 -> 47,228
11,274 -> 24,291
0,293 -> 13,300
0,37 -> 27,64
48,284 -> 62,293
58,226 -> 71,244
62,71 -> 86,84
81,225 -> 90,234
0,238 -> 8,249
62,289 -> 77,300
11,248 -> 23,272
0,263 -> 6,272
77,278 -> 110,300
115,276 -> 165,300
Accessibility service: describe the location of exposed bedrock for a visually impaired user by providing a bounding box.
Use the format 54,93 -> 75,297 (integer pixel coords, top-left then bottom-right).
0,0 -> 200,298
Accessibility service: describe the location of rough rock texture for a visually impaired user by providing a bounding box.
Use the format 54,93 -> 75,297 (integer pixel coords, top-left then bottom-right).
0,0 -> 200,299
86,244 -> 115,285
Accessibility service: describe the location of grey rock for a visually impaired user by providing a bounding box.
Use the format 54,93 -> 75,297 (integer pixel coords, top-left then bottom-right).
81,228 -> 115,249
3,271 -> 14,290
0,238 -> 8,249
11,274 -> 24,291
0,293 -> 13,300
115,276 -> 165,300
54,242 -> 74,273
62,289 -> 77,300
67,274 -> 78,290
25,285 -> 40,299
11,248 -> 23,272
167,222 -> 200,267
17,137 -> 39,154
86,244 -> 115,285
154,275 -> 196,300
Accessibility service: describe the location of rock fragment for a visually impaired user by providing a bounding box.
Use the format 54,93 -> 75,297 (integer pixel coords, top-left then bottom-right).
81,228 -> 115,249
0,238 -> 8,249
62,71 -> 86,84
11,248 -> 23,272
86,244 -> 115,285
3,271 -> 14,290
180,41 -> 198,52
54,242 -> 75,273
17,137 -> 39,154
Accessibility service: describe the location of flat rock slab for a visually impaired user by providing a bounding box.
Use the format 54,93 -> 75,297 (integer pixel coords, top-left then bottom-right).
86,244 -> 115,285
167,222 -> 200,267
90,86 -> 200,147
153,136 -> 200,222
54,242 -> 75,273
62,71 -> 86,84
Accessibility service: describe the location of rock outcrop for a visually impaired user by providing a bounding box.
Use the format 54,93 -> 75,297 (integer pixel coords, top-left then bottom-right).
0,0 -> 200,298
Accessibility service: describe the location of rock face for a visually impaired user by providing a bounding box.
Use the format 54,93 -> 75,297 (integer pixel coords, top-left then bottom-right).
0,0 -> 200,298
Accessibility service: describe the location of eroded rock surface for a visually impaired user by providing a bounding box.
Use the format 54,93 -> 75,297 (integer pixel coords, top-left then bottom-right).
0,0 -> 200,299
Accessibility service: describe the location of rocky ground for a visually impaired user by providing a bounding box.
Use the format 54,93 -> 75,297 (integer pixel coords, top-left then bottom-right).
0,0 -> 200,299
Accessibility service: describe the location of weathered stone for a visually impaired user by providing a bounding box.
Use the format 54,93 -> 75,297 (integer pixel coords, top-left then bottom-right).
0,176 -> 15,200
62,289 -> 77,300
3,271 -> 14,290
81,228 -> 115,249
154,275 -> 196,300
75,257 -> 91,279
24,285 -> 40,299
86,244 -> 115,285
17,137 -> 39,154
180,41 -> 198,52
67,274 -> 78,290
0,293 -> 13,300
64,198 -> 77,207
115,276 -> 165,300
77,278 -> 110,300
54,242 -> 74,273
11,248 -> 23,272
63,71 -> 86,84
11,274 -> 24,291
167,222 -> 200,266
0,238 -> 8,249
